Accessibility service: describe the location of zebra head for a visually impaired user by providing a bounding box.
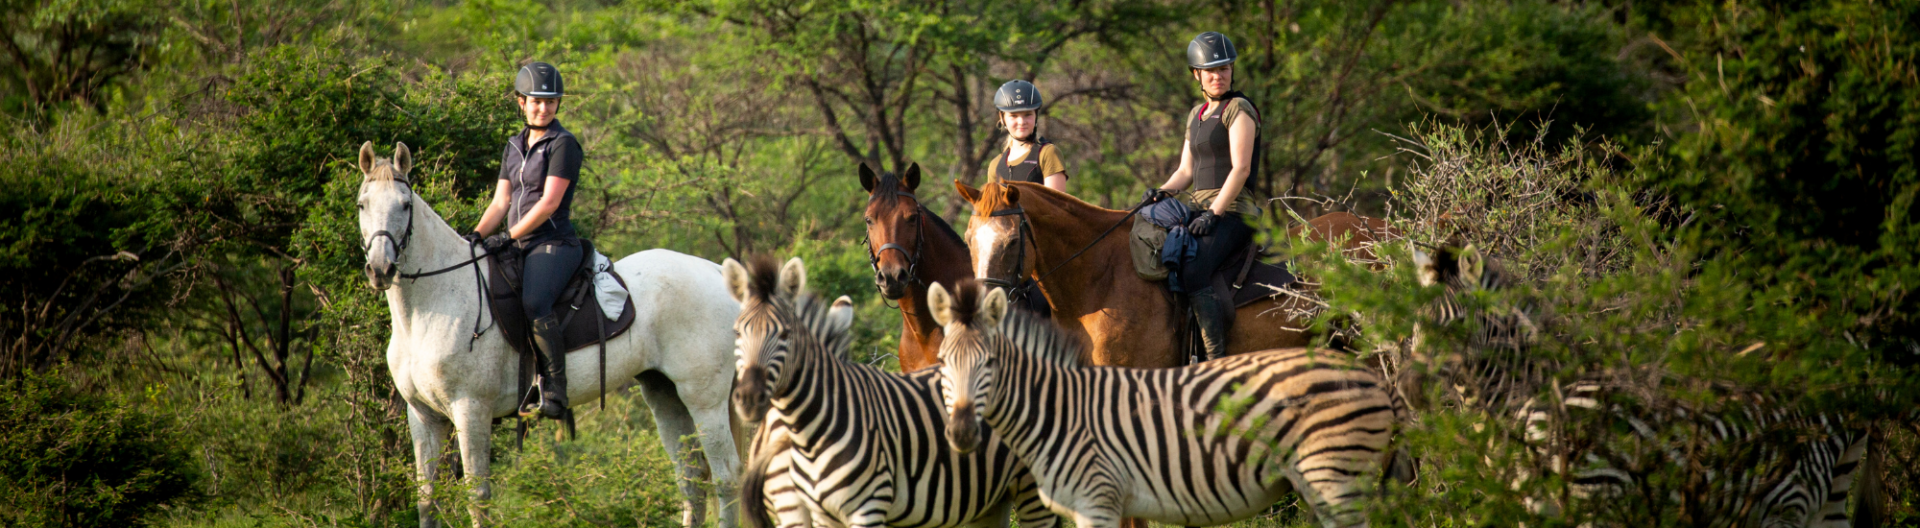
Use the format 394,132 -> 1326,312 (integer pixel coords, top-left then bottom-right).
1410,243 -> 1541,409
722,255 -> 814,424
927,279 -> 1010,455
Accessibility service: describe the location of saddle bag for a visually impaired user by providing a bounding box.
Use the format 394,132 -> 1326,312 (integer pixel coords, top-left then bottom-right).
1131,218 -> 1170,282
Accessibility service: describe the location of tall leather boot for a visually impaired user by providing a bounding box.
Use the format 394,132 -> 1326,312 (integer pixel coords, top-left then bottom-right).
1189,287 -> 1232,361
527,314 -> 570,419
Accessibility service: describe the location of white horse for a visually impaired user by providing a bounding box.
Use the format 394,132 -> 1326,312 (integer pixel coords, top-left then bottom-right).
354,142 -> 743,528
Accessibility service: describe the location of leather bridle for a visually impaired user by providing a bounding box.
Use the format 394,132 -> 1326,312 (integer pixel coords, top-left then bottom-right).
359,175 -> 494,339
976,183 -> 1148,304
361,176 -> 416,279
864,189 -> 927,291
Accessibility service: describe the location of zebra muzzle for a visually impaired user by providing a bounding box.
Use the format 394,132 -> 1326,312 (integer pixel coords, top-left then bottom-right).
946,400 -> 981,454
734,364 -> 770,423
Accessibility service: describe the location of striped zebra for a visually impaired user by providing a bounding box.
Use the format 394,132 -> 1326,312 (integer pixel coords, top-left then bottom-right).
720,255 -> 1059,528
741,290 -> 855,528
927,279 -> 1403,528
1411,243 -> 1876,527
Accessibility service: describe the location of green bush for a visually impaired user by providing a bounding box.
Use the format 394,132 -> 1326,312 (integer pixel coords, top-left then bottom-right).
0,371 -> 202,527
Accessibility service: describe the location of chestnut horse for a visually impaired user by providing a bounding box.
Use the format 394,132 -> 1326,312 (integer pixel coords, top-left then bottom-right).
861,163 -> 974,371
955,180 -> 1389,370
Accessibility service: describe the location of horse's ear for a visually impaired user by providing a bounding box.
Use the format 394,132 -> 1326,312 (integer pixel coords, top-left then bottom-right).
859,163 -> 878,193
1412,247 -> 1438,287
954,180 -> 982,205
778,257 -> 808,299
979,286 -> 1009,329
721,258 -> 751,303
358,141 -> 376,175
928,282 -> 956,327
1003,182 -> 1021,205
903,162 -> 921,192
393,142 -> 412,175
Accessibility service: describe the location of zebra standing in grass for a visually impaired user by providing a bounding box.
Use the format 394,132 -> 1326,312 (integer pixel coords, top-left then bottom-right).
1409,243 -> 1878,527
721,255 -> 1059,528
741,291 -> 856,528
928,279 -> 1404,528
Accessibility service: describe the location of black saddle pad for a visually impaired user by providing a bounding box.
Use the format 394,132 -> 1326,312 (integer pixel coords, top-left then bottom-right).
1219,243 -> 1297,308
485,241 -> 638,357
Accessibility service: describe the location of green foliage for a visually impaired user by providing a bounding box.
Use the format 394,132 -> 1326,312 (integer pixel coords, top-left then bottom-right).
1640,0 -> 1920,363
0,371 -> 202,527
0,0 -> 163,115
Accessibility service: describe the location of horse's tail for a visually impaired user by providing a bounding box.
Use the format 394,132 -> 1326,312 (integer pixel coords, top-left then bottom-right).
740,422 -> 784,528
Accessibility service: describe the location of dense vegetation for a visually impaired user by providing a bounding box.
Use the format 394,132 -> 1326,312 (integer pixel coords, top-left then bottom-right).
1,0 -> 1913,525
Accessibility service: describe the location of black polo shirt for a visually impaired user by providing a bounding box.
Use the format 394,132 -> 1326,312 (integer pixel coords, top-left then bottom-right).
499,120 -> 583,241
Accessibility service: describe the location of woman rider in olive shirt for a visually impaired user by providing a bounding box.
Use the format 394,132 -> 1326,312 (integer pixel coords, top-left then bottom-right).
1148,32 -> 1262,361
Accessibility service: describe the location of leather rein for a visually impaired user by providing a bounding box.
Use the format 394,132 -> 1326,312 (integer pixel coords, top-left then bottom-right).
361,176 -> 494,340
980,186 -> 1144,303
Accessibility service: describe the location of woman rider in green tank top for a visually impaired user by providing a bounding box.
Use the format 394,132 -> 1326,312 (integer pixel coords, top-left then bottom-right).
1145,32 -> 1261,361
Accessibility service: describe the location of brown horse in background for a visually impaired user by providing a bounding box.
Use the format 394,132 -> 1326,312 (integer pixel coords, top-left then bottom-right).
955,180 -> 1390,370
861,163 -> 974,371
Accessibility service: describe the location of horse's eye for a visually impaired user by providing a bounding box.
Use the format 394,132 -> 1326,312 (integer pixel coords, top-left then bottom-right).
864,216 -> 873,225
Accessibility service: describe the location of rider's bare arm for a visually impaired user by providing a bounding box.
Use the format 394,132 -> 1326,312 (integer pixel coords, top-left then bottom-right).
1210,115 -> 1256,216
1159,137 -> 1196,192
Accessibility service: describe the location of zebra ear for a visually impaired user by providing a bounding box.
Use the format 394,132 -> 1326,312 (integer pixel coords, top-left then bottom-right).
827,295 -> 855,335
928,282 -> 956,327
1412,247 -> 1438,287
358,141 -> 376,175
979,287 -> 1009,329
721,258 -> 751,304
1458,244 -> 1484,286
778,257 -> 808,299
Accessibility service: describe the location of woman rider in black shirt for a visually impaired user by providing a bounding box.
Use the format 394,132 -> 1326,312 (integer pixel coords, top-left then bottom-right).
472,61 -> 585,419
1147,32 -> 1262,361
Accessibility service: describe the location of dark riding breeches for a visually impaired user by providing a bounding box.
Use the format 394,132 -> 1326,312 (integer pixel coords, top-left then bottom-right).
1180,213 -> 1252,293
521,239 -> 583,321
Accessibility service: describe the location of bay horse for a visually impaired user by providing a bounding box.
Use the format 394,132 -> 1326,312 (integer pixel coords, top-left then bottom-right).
860,162 -> 973,371
954,180 -> 1389,370
355,142 -> 743,528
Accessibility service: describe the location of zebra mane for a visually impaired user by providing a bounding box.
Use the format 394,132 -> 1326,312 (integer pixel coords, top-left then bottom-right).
991,301 -> 1088,368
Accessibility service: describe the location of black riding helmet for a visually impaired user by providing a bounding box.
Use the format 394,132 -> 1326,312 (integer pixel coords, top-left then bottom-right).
1186,32 -> 1238,70
514,62 -> 564,98
993,80 -> 1043,113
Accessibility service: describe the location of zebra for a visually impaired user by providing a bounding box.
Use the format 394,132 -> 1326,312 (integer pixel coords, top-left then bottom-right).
720,255 -> 1060,528
741,290 -> 855,528
927,279 -> 1404,528
1409,242 -> 1877,527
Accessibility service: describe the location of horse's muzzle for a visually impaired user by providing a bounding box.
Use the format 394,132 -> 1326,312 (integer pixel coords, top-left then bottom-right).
364,261 -> 397,291
874,274 -> 909,301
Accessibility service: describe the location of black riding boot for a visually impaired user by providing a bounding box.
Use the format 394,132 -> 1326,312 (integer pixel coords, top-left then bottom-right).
527,314 -> 570,419
1189,287 -> 1232,361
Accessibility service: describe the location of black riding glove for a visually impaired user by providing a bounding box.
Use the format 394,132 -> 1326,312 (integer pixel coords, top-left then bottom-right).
462,231 -> 485,246
1140,188 -> 1175,205
1188,210 -> 1219,236
483,234 -> 515,253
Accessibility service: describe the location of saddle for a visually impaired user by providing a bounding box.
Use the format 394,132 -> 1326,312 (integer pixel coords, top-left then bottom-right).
485,239 -> 638,365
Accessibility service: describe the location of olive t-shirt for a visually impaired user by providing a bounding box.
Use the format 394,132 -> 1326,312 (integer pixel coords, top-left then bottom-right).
987,142 -> 1069,183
